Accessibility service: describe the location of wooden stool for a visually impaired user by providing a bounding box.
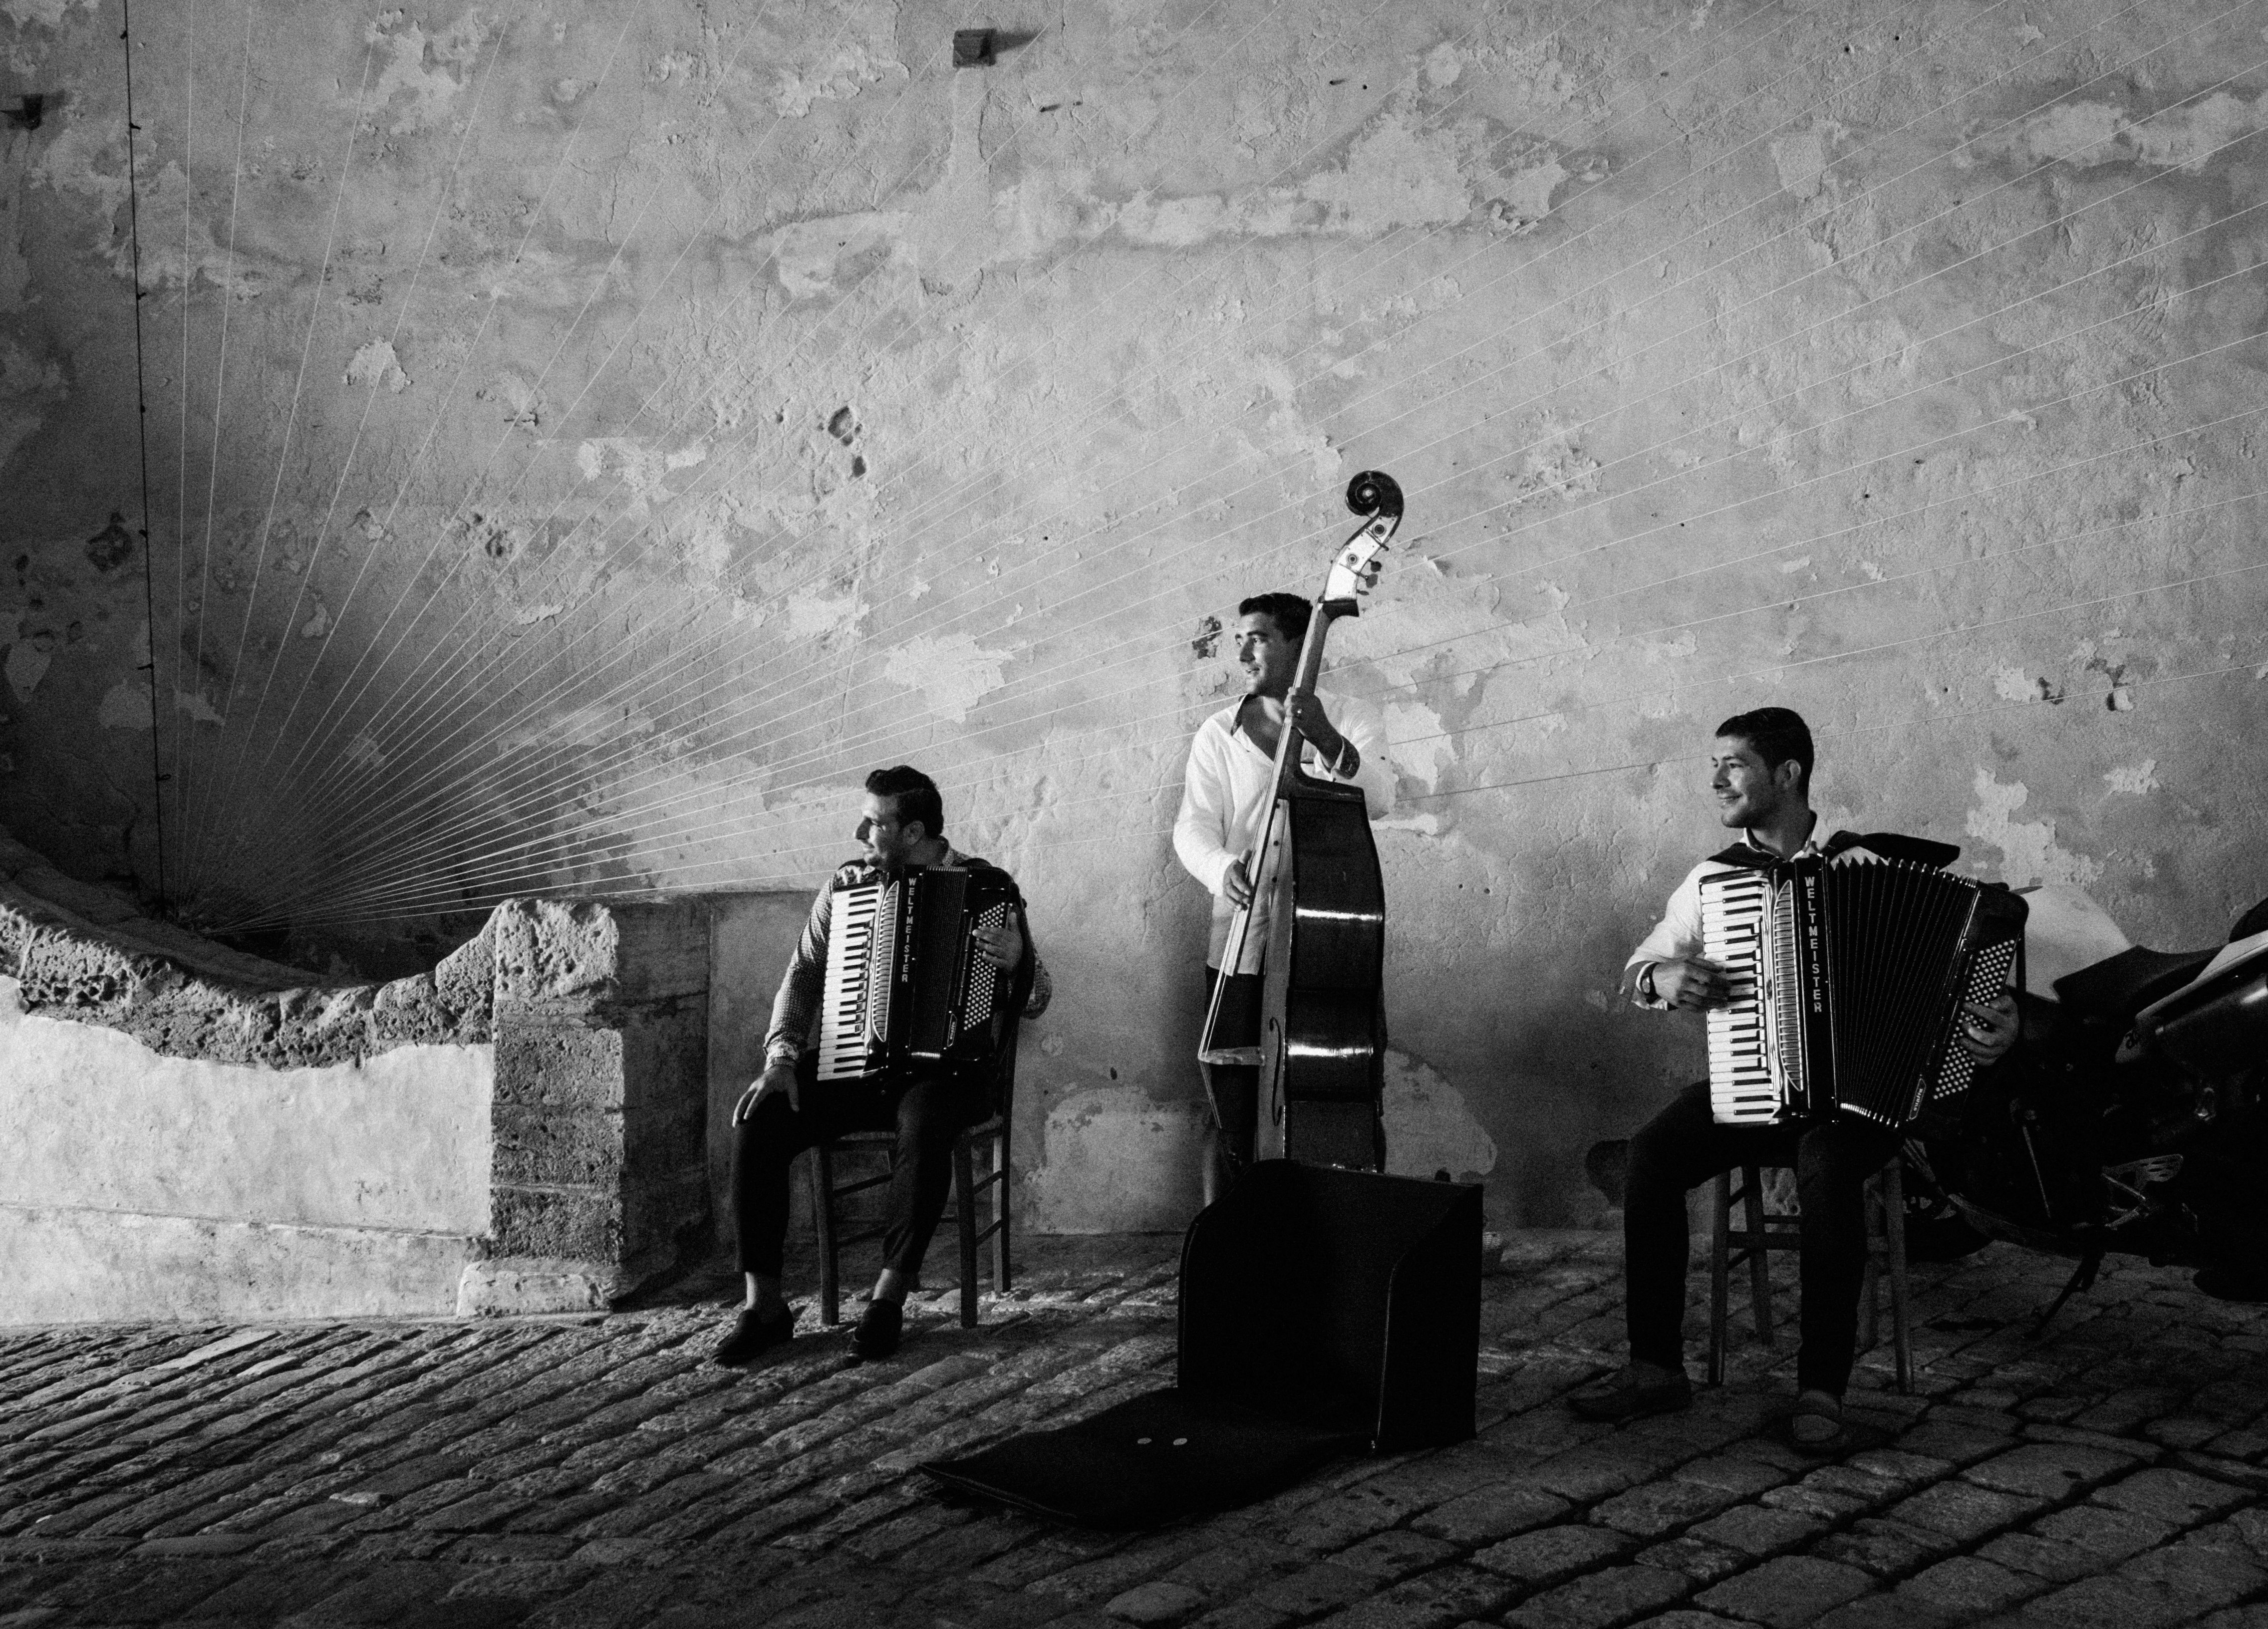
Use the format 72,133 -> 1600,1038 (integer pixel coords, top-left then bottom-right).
1706,1158 -> 1913,1392
809,1109 -> 1012,1330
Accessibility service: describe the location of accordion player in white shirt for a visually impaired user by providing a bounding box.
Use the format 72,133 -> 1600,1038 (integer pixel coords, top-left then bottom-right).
1573,708 -> 2019,1452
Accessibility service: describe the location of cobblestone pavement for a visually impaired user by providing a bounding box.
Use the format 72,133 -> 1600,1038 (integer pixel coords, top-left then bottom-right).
4,1231 -> 2268,1629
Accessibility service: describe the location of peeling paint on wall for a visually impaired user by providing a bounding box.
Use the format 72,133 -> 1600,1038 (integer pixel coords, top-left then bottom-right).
880,633 -> 1013,724
1966,769 -> 2106,889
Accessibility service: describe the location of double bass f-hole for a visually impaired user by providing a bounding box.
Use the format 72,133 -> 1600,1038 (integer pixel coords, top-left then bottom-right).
1197,471 -> 1403,1168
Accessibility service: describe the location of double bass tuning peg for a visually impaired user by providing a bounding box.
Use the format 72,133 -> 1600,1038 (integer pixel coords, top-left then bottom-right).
1345,470 -> 1404,521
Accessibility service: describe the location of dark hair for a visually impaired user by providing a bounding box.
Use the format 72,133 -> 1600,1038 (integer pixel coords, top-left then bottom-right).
865,765 -> 943,839
1238,592 -> 1311,644
1714,707 -> 1814,796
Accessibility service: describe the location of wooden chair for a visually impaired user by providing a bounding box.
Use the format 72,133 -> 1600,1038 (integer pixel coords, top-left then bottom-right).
809,1022 -> 1018,1330
1706,1157 -> 1913,1392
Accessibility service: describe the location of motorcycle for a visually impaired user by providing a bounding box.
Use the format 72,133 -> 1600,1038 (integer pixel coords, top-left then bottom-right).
1903,883 -> 2268,1320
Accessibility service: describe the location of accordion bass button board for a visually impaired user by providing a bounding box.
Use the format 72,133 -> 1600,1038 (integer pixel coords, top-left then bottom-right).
816,864 -> 1018,1084
1698,853 -> 2026,1130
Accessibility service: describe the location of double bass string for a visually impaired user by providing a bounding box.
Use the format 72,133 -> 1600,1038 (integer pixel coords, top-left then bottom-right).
272,515 -> 2268,929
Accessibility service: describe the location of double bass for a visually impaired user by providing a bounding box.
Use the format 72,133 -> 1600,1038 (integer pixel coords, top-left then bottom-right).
1197,471 -> 1404,1169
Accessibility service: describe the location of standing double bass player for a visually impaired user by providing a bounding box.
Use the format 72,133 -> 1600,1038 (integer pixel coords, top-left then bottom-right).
1173,473 -> 1404,1181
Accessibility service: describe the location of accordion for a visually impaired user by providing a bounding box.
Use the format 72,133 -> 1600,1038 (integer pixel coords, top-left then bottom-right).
1699,853 -> 2026,1129
816,864 -> 1019,1084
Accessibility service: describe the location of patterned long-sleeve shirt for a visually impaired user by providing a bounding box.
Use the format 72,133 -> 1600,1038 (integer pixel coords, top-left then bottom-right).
764,847 -> 1051,1068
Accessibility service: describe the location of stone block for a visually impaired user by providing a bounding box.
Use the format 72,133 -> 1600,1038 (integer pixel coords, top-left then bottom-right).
1412,1483 -> 1572,1547
2019,1572 -> 2208,1629
493,1106 -> 626,1189
490,1185 -> 621,1262
1502,1562 -> 1688,1629
495,1021 -> 630,1111
1811,1518 -> 1948,1577
1961,1442 -> 2134,1501
1896,1555 -> 2042,1616
1978,1531 -> 2116,1585
1687,1503 -> 1828,1558
1309,1564 -> 1520,1629
1694,1555 -> 1873,1627
1882,1480 -> 2046,1543
1635,1535 -> 1749,1586
2089,1467 -> 2252,1528
490,898 -> 709,1008
454,1258 -> 612,1317
1590,1477 -> 1742,1539
1105,1580 -> 1209,1627
1469,1524 -> 1635,1586
2029,1502 -> 2179,1560
1327,1528 -> 1459,1583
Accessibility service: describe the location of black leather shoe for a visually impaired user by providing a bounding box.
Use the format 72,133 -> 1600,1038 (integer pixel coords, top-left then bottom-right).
1568,1363 -> 1692,1422
713,1304 -> 794,1366
852,1299 -> 903,1360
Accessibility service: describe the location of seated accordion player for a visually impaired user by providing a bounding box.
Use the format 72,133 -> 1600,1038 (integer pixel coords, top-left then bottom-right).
1699,849 -> 2026,1130
817,863 -> 1020,1083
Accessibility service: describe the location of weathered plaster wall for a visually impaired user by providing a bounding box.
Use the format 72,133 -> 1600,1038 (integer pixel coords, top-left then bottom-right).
0,831 -> 713,1322
0,972 -> 493,1324
3,0 -> 2265,1225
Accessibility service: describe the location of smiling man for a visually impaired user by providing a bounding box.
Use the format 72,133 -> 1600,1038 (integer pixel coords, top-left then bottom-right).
1172,592 -> 1392,1178
1574,707 -> 2019,1449
715,765 -> 1050,1366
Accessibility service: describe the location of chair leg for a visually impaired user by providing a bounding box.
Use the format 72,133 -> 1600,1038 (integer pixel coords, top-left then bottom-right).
1707,1171 -> 1731,1386
813,1145 -> 842,1327
954,1137 -> 980,1330
990,1124 -> 1011,1294
1742,1165 -> 1776,1348
1881,1159 -> 1913,1394
1859,1171 -> 1883,1357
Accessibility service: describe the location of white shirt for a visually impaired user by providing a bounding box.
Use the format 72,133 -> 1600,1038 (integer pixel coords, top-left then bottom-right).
1172,693 -> 1394,974
1624,819 -> 1832,1009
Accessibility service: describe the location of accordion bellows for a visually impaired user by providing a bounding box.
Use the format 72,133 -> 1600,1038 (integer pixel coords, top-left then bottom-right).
1701,853 -> 2027,1129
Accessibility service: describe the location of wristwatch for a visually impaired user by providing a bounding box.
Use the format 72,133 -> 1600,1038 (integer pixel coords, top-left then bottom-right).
1639,963 -> 1660,1002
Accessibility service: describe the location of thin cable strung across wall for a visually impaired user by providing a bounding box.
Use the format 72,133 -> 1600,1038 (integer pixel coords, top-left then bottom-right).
115,0 -> 2268,948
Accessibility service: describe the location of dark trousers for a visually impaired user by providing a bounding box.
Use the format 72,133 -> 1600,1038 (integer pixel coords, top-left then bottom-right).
732,1054 -> 991,1281
1202,968 -> 1263,1169
1624,1080 -> 1901,1395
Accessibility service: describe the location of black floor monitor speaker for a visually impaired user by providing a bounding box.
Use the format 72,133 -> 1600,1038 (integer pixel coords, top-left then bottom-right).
922,1162 -> 1482,1527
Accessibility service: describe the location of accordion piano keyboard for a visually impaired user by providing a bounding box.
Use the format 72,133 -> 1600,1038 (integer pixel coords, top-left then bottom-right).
1701,868 -> 1784,1125
817,881 -> 885,1082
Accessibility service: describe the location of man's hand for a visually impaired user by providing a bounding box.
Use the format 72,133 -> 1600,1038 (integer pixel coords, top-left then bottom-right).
1650,957 -> 1736,1011
733,1060 -> 800,1124
1222,858 -> 1254,910
1957,992 -> 2020,1063
973,906 -> 1025,972
1286,692 -> 1346,762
